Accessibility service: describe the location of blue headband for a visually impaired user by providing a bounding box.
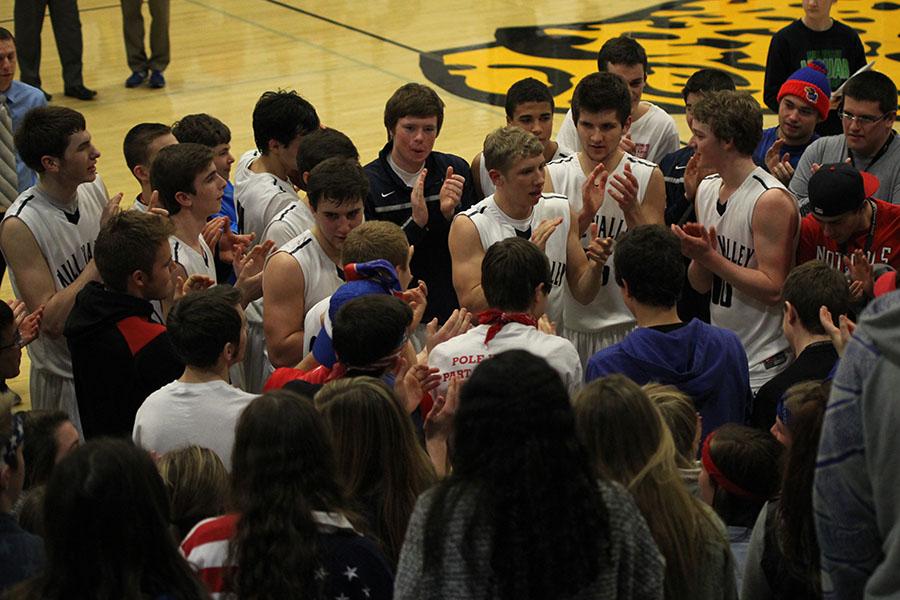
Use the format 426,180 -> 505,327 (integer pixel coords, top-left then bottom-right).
776,397 -> 792,428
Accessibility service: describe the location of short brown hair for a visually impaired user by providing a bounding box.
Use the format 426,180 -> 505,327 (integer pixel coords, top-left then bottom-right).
150,143 -> 215,215
340,221 -> 409,268
691,91 -> 762,156
384,83 -> 444,139
95,211 -> 174,293
783,261 -> 851,335
483,126 -> 543,174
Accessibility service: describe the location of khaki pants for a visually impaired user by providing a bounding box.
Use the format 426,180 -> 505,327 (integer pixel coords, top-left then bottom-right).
121,0 -> 170,72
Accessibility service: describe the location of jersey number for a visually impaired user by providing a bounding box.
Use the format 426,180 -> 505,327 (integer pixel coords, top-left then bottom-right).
711,276 -> 733,308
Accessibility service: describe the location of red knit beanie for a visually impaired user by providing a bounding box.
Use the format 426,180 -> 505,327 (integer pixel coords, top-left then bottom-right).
778,60 -> 832,121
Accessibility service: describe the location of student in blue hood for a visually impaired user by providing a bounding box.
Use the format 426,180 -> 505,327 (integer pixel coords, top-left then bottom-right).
586,224 -> 751,441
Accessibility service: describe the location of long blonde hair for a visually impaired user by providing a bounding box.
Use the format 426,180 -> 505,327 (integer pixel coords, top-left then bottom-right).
574,375 -> 724,600
644,383 -> 699,470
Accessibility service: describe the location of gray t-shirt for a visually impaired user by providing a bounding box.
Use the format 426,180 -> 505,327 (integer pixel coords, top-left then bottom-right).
790,133 -> 900,212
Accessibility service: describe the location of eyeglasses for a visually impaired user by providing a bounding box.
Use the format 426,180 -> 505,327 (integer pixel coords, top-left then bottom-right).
840,111 -> 892,126
0,331 -> 24,352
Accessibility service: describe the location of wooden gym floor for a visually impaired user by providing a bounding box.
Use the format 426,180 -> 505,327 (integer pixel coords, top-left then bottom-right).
1,0 -> 897,408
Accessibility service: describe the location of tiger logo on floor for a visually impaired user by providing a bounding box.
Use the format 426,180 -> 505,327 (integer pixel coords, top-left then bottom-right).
420,0 -> 900,114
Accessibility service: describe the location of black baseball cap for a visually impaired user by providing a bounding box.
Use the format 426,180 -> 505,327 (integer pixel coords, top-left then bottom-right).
808,163 -> 880,219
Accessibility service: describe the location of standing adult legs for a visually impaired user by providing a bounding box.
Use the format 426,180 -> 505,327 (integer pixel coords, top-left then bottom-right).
147,0 -> 170,73
121,0 -> 148,73
13,0 -> 50,89
47,0 -> 86,89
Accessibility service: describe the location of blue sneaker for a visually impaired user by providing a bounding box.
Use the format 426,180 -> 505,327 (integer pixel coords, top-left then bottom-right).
148,70 -> 166,89
125,70 -> 147,88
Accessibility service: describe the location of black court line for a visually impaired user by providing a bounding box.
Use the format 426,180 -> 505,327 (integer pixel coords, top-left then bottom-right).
259,0 -> 426,55
0,3 -> 119,24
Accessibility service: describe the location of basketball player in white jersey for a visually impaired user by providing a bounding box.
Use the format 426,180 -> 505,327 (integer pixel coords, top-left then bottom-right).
557,36 -> 680,164
545,72 -> 666,364
0,106 -> 122,432
121,122 -> 177,212
261,127 -> 359,250
672,91 -> 799,391
433,236 -> 582,396
470,77 -> 571,199
234,90 -> 319,240
450,126 -> 612,326
263,157 -> 366,368
151,143 -> 267,303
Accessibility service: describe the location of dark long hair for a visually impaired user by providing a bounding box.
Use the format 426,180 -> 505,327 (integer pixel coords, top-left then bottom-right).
315,377 -> 435,566
423,350 -> 611,600
228,390 -> 355,599
11,439 -> 208,600
21,410 -> 71,490
777,381 -> 829,590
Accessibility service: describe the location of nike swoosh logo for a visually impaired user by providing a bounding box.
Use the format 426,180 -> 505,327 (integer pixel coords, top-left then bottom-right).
381,191 -> 396,198
674,166 -> 686,171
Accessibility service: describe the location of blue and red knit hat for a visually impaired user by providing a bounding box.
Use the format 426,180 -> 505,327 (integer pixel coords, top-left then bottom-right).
778,60 -> 832,121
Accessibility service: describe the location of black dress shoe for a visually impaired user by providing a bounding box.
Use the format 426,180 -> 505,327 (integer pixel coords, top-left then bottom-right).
64,85 -> 98,100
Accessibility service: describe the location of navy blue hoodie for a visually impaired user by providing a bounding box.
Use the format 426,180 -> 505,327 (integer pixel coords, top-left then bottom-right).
586,319 -> 751,441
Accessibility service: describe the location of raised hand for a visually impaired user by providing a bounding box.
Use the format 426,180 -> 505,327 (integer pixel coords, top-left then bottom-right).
8,299 -> 44,346
401,281 -> 429,332
672,222 -> 718,261
174,274 -> 215,300
585,223 -> 614,265
619,133 -> 637,155
439,165 -> 466,220
234,240 -> 275,303
843,249 -> 874,299
819,305 -> 856,357
411,168 -> 429,227
218,217 -> 255,264
537,314 -> 557,335
101,192 -> 124,227
425,307 -> 472,354
146,190 -> 169,218
530,217 -> 563,252
609,161 -> 640,215
394,358 -> 441,414
201,216 -> 229,251
425,376 -> 459,443
579,162 -> 608,232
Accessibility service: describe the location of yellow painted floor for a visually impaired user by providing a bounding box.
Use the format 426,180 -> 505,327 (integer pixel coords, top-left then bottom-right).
1,0 -> 898,407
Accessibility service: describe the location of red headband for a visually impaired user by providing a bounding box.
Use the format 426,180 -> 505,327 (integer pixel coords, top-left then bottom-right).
701,432 -> 763,500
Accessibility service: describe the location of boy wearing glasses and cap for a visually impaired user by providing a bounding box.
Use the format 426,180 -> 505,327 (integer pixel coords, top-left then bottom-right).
797,163 -> 900,299
790,71 -> 900,209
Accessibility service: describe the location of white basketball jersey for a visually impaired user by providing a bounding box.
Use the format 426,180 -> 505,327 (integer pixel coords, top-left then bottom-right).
234,150 -> 298,239
477,146 -> 571,198
277,230 -> 344,319
461,193 -> 570,324
428,324 -> 583,397
548,153 -> 654,332
2,179 -> 107,376
130,194 -> 149,212
556,102 -> 679,164
261,199 -> 315,249
170,235 -> 217,281
695,167 -> 793,387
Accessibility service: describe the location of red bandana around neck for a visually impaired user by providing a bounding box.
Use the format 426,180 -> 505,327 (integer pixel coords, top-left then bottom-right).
477,309 -> 538,344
